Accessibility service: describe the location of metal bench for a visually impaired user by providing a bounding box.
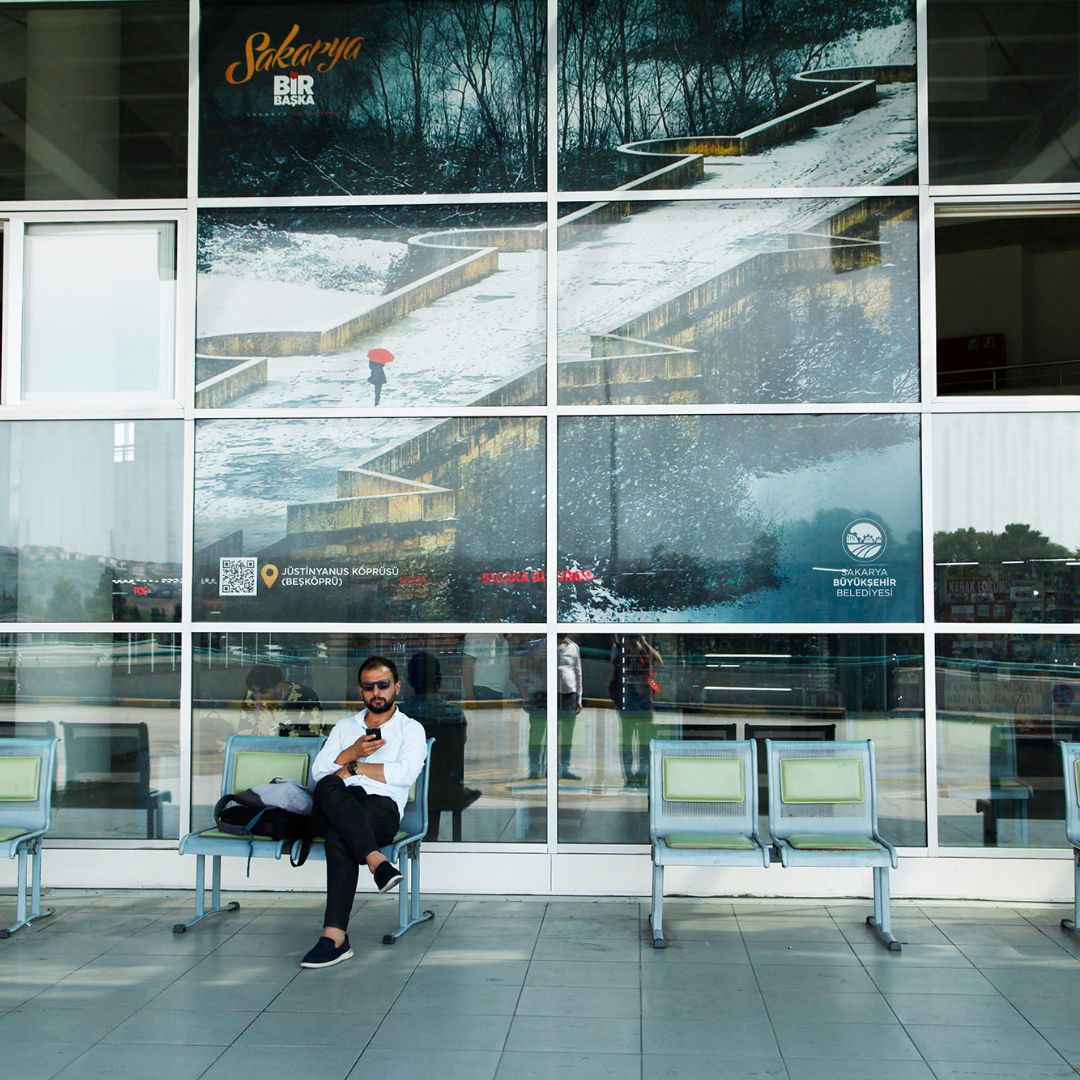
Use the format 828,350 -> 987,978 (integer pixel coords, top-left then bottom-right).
0,736 -> 59,938
648,738 -> 769,949
174,734 -> 323,933
1058,741 -> 1080,932
766,738 -> 900,951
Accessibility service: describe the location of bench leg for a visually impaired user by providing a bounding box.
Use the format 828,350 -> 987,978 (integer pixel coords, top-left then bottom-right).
382,842 -> 434,945
1062,850 -> 1080,933
1,842 -> 52,940
866,865 -> 900,951
650,863 -> 666,948
173,854 -> 240,934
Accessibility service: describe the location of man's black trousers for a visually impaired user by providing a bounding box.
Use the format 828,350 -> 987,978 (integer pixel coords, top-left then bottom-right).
313,774 -> 400,931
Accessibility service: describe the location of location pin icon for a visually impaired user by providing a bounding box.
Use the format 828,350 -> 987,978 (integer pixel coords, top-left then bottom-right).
261,563 -> 279,589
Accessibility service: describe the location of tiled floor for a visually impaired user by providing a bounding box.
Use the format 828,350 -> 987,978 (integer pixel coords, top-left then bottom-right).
3,892 -> 1080,1079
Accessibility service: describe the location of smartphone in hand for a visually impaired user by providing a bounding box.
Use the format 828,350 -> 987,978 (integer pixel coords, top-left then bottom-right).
365,727 -> 382,741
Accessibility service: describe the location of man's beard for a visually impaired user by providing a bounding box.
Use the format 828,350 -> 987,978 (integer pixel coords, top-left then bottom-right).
365,691 -> 396,716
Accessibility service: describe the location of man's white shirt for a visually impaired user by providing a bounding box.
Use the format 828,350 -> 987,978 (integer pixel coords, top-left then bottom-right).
312,708 -> 427,816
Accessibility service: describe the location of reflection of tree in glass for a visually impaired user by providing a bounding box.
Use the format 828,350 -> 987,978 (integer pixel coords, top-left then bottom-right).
935,524 -> 1075,563
47,580 -> 85,622
558,0 -> 913,188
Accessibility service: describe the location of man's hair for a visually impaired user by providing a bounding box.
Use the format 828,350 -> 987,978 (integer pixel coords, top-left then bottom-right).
358,655 -> 398,683
246,664 -> 285,692
406,651 -> 439,692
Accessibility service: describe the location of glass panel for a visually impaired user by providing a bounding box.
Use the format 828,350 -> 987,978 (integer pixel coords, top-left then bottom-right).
936,211 -> 1080,396
938,633 -> 1076,847
199,0 -> 546,196
0,421 -> 183,622
557,633 -> 925,846
0,3 -> 188,200
192,633 -> 545,841
934,414 -> 1080,623
23,223 -> 176,401
0,633 -> 180,840
558,197 -> 919,405
558,1 -> 916,191
194,418 -> 545,621
559,414 -> 922,622
197,206 -> 545,408
928,1 -> 1080,185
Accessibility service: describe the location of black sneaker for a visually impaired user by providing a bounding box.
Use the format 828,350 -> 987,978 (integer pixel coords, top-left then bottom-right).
300,935 -> 353,969
374,861 -> 403,893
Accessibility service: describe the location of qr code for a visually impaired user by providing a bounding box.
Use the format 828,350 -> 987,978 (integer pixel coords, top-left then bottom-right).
219,557 -> 257,596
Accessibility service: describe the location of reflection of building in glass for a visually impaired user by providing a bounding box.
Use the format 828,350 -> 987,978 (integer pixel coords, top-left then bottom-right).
0,423 -> 183,622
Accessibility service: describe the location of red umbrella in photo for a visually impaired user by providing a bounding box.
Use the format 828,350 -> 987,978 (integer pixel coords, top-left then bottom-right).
367,347 -> 395,365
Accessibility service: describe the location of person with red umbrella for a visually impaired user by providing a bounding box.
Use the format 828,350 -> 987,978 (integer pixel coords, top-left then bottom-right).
366,347 -> 394,405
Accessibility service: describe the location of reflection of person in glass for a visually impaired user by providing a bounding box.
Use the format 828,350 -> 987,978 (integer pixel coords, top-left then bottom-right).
556,635 -> 582,780
521,637 -> 547,779
522,636 -> 580,780
403,651 -> 480,840
242,665 -> 325,737
610,635 -> 663,786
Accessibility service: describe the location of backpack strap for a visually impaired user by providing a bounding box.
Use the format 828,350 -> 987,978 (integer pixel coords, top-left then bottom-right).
290,837 -> 312,868
212,795 -> 266,876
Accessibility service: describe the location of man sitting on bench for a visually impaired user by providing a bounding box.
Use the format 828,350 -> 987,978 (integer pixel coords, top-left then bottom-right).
301,655 -> 427,969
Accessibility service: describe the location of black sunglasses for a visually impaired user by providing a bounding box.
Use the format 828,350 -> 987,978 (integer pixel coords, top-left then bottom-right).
360,678 -> 393,691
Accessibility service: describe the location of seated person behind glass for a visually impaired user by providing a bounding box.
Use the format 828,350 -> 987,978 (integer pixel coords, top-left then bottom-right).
404,652 -> 478,797
242,664 -> 325,737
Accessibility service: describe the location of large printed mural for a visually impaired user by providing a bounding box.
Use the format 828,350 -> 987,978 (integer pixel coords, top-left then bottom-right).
199,0 -> 546,195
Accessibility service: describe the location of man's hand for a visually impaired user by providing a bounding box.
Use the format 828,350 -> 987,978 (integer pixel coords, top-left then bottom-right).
350,733 -> 384,759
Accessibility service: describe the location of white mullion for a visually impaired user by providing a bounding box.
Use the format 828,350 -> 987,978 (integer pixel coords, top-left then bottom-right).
917,57 -> 938,853
192,406 -> 549,420
556,187 -> 916,202
187,0 -> 200,204
929,184 -> 1080,200
556,402 -> 923,417
178,629 -> 193,839
2,217 -> 25,405
545,0 -> 559,859
195,191 -> 549,209
187,622 -> 550,637
1,207 -> 188,223
181,418 -> 196,627
923,625 -> 940,857
916,0 -> 929,189
176,208 -> 197,410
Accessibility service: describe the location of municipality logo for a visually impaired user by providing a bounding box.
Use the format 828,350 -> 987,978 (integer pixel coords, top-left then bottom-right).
843,519 -> 887,561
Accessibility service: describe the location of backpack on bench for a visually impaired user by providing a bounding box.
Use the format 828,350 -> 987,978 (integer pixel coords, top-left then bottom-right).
214,778 -> 316,871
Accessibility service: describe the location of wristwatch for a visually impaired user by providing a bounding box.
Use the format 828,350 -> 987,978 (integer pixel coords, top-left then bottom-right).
347,760 -> 358,776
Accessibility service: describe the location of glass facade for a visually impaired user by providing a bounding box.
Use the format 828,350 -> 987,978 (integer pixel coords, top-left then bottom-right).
0,0 -> 1078,887
0,633 -> 180,839
558,634 -> 926,848
192,634 -> 543,840
0,3 -> 188,200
